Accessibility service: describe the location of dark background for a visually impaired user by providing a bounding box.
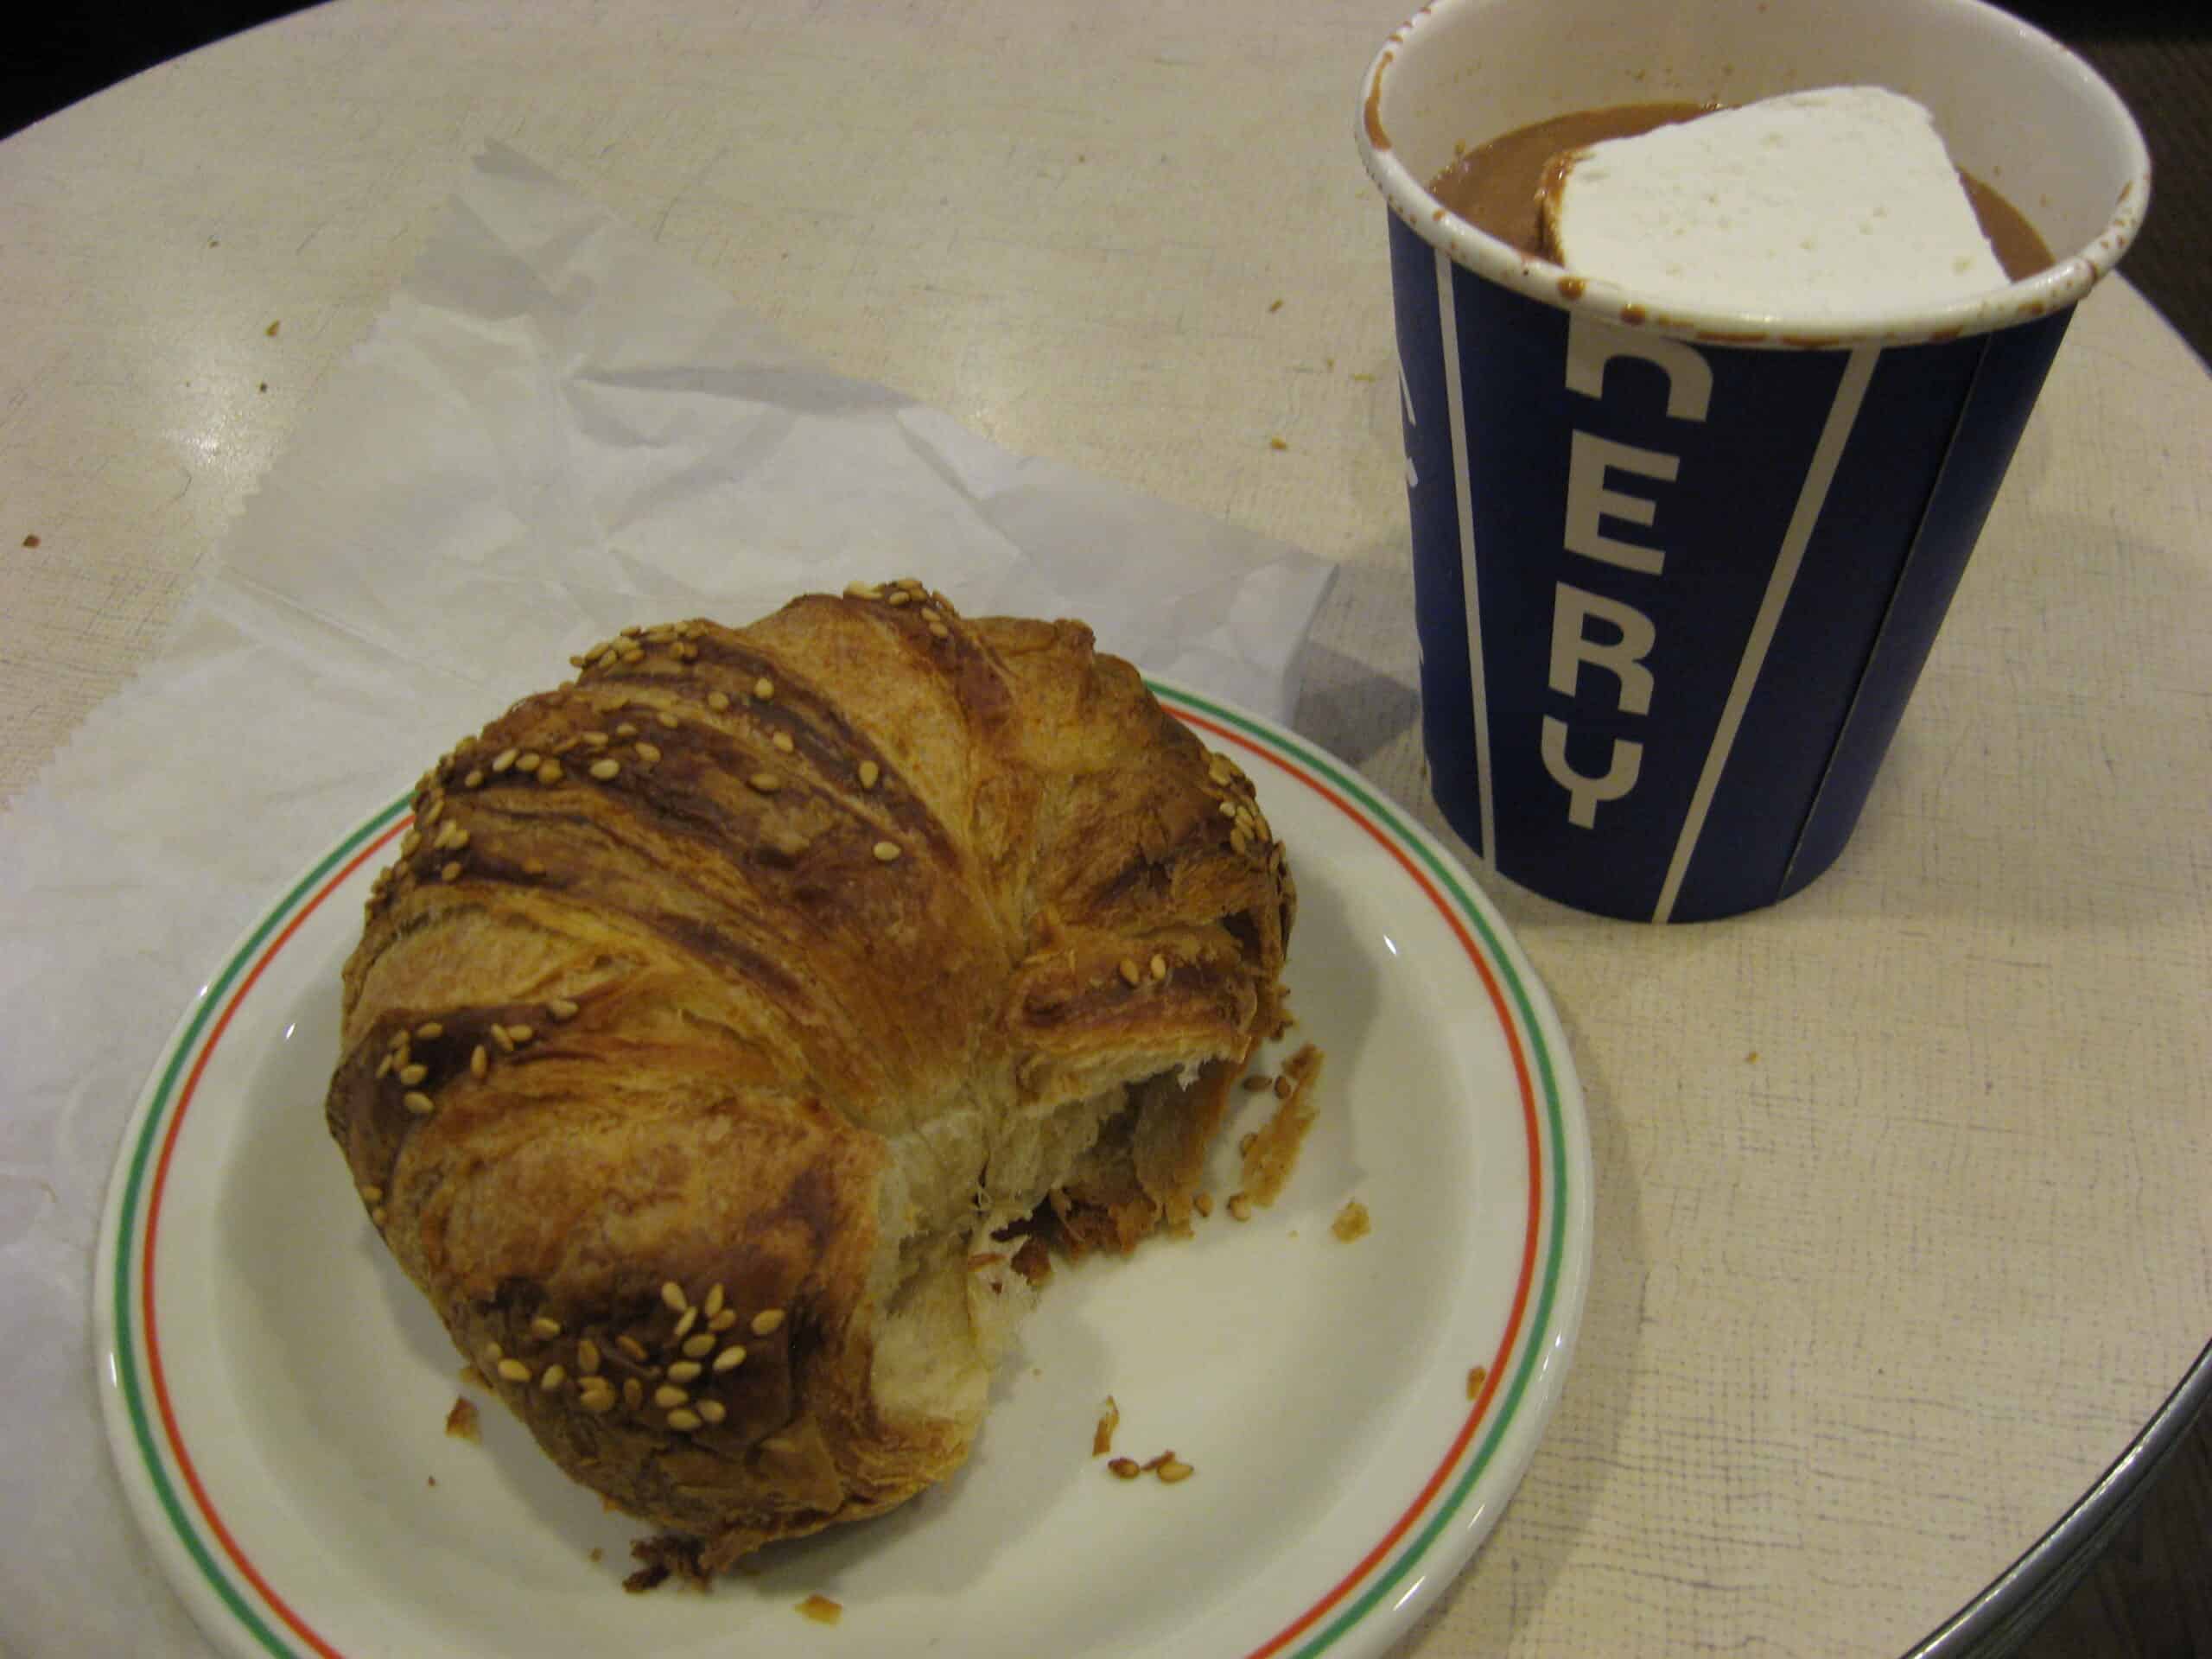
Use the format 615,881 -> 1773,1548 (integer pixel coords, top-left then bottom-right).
3,0 -> 2205,362
3,3 -> 2207,1654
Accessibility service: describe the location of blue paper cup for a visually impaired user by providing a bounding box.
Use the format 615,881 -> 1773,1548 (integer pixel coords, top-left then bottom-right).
1357,0 -> 2148,922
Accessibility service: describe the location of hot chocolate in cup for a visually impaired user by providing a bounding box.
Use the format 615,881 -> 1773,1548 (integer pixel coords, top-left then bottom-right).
1356,0 -> 2149,923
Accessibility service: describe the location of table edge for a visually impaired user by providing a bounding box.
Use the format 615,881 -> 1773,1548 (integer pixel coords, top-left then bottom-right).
1907,1335 -> 2212,1658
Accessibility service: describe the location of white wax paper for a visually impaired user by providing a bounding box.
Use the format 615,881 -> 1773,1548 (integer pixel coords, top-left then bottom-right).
0,143 -> 1333,1656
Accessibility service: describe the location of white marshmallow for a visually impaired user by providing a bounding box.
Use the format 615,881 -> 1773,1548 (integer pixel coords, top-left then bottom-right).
1543,87 -> 2010,317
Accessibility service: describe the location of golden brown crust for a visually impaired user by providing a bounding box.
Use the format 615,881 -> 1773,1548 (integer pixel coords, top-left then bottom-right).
326,584 -> 1293,1565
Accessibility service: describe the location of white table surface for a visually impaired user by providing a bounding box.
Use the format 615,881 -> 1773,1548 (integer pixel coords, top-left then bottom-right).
3,2 -> 2209,1655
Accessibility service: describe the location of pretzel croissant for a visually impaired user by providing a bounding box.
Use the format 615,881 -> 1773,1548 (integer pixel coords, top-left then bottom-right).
325,584 -> 1294,1572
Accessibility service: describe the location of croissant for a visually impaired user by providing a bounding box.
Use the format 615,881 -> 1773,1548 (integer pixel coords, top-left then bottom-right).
325,584 -> 1294,1573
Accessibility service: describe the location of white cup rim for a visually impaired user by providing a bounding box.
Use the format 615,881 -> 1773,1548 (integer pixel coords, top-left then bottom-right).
1356,0 -> 2153,348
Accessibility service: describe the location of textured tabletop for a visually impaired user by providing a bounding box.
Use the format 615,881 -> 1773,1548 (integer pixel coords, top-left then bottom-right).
3,3 -> 2208,1655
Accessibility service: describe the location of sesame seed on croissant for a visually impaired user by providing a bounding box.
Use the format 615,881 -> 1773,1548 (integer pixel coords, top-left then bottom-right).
327,583 -> 1294,1573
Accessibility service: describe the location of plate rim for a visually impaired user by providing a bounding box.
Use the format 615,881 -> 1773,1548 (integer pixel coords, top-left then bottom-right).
1154,682 -> 1592,1656
91,680 -> 1592,1659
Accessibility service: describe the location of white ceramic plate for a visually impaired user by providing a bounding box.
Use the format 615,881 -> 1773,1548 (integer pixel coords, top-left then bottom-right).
94,683 -> 1592,1659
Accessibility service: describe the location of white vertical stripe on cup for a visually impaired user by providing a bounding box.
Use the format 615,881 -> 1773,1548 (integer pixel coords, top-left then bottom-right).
1780,334 -> 1993,893
1434,248 -> 1496,862
1651,345 -> 1881,925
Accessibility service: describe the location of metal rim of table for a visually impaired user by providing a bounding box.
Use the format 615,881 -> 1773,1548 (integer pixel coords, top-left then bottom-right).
1910,1335 -> 2212,1656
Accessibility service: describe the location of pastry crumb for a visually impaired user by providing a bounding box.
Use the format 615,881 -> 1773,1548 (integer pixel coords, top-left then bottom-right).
626,1534 -> 710,1592
264,319 -> 280,336
1745,1050 -> 1759,1063
796,1594 -> 842,1625
1467,1364 -> 1489,1401
22,533 -> 39,549
1192,1191 -> 1213,1218
1226,1192 -> 1253,1222
1111,1449 -> 1195,1484
1332,1199 -> 1370,1242
1268,436 -> 1288,451
1010,1236 -> 1052,1287
1268,298 -> 1284,313
589,1547 -> 603,1563
1241,1044 -> 1324,1205
1140,1450 -> 1193,1483
1093,1395 -> 1120,1457
443,1396 -> 480,1442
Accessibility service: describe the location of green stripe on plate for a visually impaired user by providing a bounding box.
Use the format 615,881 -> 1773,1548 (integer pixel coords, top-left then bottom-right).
120,697 -> 1570,1659
111,798 -> 408,1659
1151,683 -> 1569,1659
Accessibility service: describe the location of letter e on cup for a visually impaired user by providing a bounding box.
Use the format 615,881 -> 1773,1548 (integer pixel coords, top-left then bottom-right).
1561,315 -> 1713,575
1563,433 -> 1675,575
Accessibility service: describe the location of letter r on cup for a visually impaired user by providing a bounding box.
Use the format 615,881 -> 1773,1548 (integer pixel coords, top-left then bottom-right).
1549,583 -> 1656,714
1544,583 -> 1656,828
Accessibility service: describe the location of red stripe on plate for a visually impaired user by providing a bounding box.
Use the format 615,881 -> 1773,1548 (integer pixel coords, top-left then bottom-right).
140,818 -> 409,1659
1172,712 -> 1542,1659
144,715 -> 1544,1659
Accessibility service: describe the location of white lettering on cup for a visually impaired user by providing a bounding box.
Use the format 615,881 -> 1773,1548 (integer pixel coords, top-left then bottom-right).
1541,717 -> 1643,830
1549,582 -> 1656,715
1565,315 -> 1715,421
1544,319 -> 1716,833
1400,358 -> 1419,489
1563,431 -> 1675,575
